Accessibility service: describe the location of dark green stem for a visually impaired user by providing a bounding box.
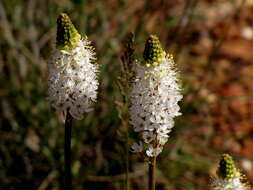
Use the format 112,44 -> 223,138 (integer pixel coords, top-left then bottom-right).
149,156 -> 156,190
65,111 -> 73,190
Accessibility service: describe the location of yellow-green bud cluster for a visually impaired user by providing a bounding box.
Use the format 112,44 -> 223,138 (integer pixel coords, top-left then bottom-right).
56,13 -> 81,48
143,35 -> 165,66
217,154 -> 238,181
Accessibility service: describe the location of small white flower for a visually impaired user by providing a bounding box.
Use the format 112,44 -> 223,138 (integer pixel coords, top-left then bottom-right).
142,131 -> 155,143
130,142 -> 143,153
146,146 -> 162,157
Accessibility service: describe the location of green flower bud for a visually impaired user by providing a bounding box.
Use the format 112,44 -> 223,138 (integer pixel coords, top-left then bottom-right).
56,13 -> 81,48
217,154 -> 238,180
143,35 -> 165,65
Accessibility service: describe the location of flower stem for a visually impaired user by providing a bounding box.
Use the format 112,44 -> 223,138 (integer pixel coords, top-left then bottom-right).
65,111 -> 73,190
125,123 -> 129,190
149,156 -> 156,190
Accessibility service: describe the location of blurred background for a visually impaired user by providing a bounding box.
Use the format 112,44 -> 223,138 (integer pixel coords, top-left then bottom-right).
0,0 -> 253,189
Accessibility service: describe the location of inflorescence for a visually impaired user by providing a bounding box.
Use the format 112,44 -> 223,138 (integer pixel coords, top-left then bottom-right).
211,154 -> 249,190
48,13 -> 99,120
130,35 -> 183,157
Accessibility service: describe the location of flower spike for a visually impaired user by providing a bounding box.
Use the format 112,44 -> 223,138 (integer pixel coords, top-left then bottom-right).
48,13 -> 98,120
211,154 -> 250,190
130,35 -> 182,157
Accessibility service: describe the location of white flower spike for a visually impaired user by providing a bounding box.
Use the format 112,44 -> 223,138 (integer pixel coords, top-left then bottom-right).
130,35 -> 183,157
48,13 -> 99,120
211,154 -> 250,190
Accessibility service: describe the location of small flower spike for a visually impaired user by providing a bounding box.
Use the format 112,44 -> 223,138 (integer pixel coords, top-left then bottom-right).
48,13 -> 98,120
211,154 -> 250,190
130,35 -> 183,157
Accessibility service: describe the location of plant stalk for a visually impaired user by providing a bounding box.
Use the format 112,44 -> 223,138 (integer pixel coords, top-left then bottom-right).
125,120 -> 129,190
65,111 -> 73,190
149,156 -> 157,190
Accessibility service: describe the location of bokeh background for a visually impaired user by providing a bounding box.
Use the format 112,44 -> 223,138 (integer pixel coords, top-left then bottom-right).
0,0 -> 253,189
